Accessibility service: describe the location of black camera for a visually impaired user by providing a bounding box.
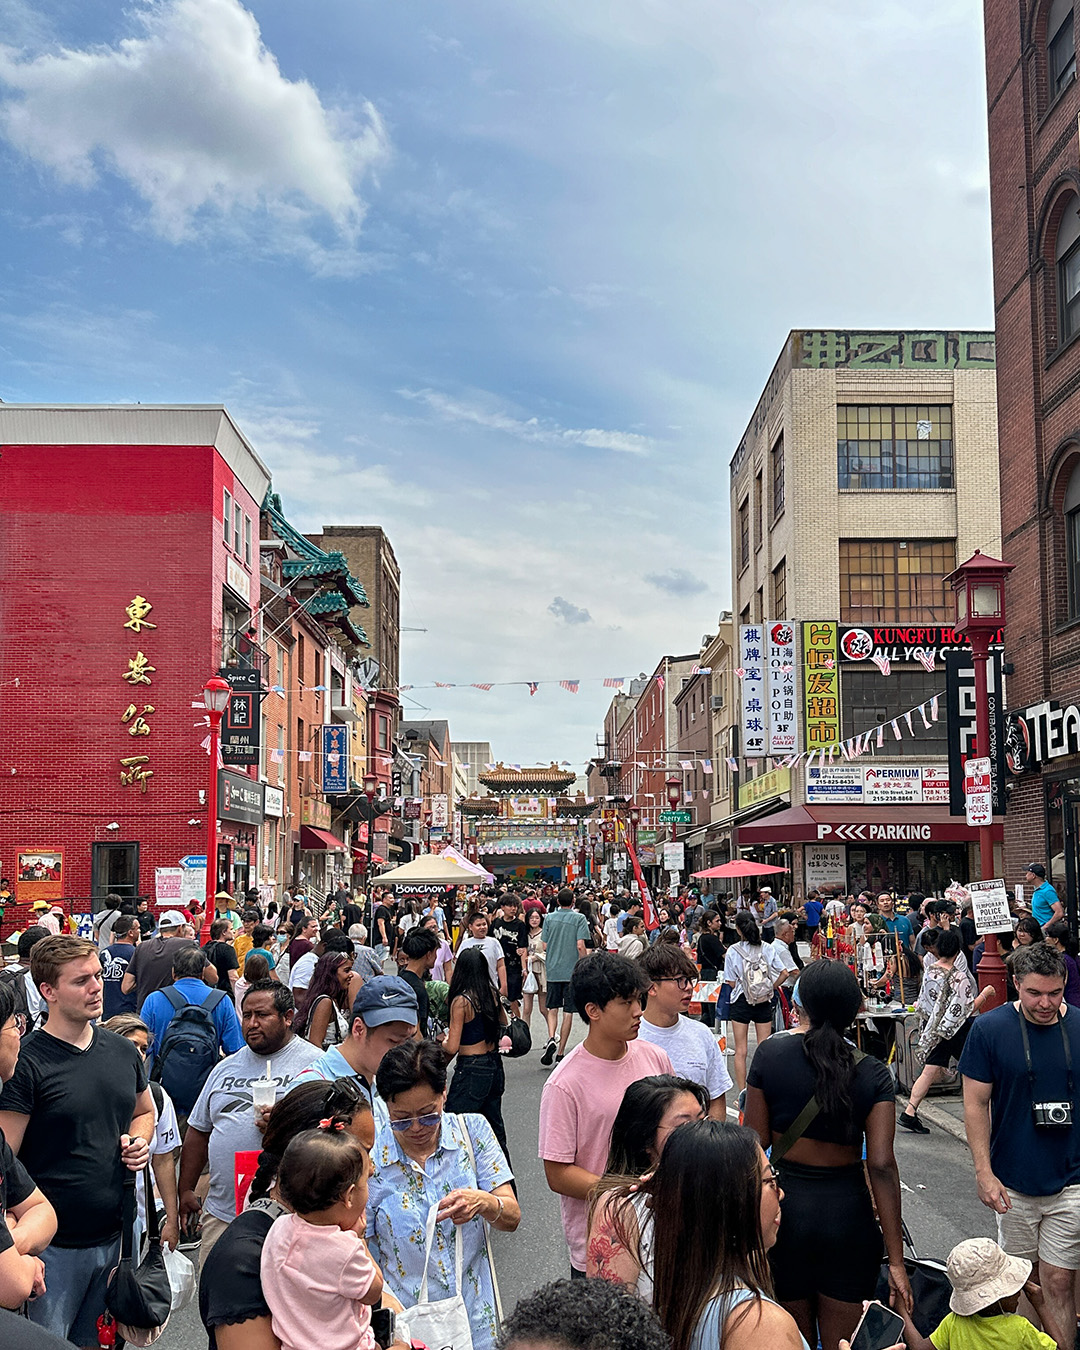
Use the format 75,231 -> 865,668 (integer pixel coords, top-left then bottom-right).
1033,1100 -> 1073,1128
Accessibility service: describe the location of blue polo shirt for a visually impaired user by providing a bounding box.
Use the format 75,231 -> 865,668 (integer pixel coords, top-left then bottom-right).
140,977 -> 244,1068
881,914 -> 914,949
1032,881 -> 1060,927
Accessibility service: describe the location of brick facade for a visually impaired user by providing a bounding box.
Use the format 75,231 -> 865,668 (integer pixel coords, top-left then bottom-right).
984,0 -> 1080,889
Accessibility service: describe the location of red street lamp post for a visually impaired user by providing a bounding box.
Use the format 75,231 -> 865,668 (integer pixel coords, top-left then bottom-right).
200,676 -> 231,946
362,772 -> 378,928
665,776 -> 682,845
629,805 -> 640,855
945,550 -> 1014,1011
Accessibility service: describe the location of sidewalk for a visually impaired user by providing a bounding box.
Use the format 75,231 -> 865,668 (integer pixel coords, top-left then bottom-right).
908,1084 -> 968,1146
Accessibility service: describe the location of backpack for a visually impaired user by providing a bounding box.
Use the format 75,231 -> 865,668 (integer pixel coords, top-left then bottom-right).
150,986 -> 227,1114
0,966 -> 36,1034
742,947 -> 774,1005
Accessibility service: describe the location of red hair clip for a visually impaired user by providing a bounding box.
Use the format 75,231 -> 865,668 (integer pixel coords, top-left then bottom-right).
318,1118 -> 345,1131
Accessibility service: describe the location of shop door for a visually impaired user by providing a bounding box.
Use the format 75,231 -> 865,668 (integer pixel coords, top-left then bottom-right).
232,847 -> 251,896
216,844 -> 231,894
91,843 -> 140,900
1047,778 -> 1080,929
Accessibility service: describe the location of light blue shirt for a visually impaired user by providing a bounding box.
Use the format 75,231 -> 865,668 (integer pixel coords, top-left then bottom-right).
1032,880 -> 1060,927
140,977 -> 244,1068
292,1044 -> 389,1129
367,1112 -> 513,1350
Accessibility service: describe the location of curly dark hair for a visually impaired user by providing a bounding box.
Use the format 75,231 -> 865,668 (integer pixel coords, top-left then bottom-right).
498,1276 -> 670,1350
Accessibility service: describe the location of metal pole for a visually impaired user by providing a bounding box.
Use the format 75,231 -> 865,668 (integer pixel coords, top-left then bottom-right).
201,717 -> 221,947
972,636 -> 1006,1009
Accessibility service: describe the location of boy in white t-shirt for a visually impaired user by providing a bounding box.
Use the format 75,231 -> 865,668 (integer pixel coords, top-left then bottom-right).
636,943 -> 732,1118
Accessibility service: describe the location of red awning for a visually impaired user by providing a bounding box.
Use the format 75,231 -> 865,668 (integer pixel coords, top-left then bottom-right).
300,826 -> 346,852
737,804 -> 1004,847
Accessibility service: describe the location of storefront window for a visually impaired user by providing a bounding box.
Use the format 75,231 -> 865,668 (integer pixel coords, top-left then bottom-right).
847,844 -> 967,897
840,668 -> 949,756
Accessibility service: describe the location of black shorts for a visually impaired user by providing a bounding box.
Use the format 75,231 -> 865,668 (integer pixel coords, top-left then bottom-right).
924,1016 -> 974,1068
505,962 -> 523,1002
729,994 -> 774,1025
771,1161 -> 883,1304
547,980 -> 570,1011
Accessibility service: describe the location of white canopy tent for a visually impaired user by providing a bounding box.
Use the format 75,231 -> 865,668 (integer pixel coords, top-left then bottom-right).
374,854 -> 486,886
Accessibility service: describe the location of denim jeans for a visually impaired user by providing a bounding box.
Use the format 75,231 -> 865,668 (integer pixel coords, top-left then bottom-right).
29,1237 -> 122,1345
445,1050 -> 510,1163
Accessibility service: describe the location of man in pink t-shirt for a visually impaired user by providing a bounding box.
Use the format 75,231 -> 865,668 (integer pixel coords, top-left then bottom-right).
539,951 -> 673,1274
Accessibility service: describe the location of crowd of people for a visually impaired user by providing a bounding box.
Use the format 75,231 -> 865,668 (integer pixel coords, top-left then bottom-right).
0,866 -> 1077,1350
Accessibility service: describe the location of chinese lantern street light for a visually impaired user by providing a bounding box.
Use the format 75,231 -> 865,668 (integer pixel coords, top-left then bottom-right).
362,772 -> 379,925
201,675 -> 231,945
666,775 -> 682,845
944,549 -> 1014,1011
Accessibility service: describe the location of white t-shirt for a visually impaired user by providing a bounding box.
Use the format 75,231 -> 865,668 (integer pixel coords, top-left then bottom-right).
603,917 -> 620,951
766,938 -> 799,980
457,935 -> 504,987
138,1085 -> 180,1230
637,1015 -> 733,1102
825,899 -> 847,919
722,941 -> 787,1003
288,950 -> 317,991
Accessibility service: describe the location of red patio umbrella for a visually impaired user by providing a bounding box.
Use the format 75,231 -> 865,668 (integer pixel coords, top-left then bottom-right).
691,860 -> 790,879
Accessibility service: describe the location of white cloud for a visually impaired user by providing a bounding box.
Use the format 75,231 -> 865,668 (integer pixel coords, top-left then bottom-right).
548,596 -> 592,625
0,0 -> 388,252
398,386 -> 653,455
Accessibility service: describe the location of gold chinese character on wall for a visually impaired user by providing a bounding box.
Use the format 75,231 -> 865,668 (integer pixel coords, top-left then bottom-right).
123,596 -> 157,633
119,755 -> 154,793
121,704 -> 155,736
122,652 -> 155,685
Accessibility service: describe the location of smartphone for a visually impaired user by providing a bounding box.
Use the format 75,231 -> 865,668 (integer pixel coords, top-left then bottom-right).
370,1306 -> 396,1349
850,1301 -> 906,1350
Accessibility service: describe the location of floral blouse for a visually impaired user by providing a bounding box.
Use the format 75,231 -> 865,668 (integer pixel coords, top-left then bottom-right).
366,1111 -> 513,1350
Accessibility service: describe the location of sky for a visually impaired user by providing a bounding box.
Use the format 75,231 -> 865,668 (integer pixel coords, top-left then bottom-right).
0,0 -> 995,769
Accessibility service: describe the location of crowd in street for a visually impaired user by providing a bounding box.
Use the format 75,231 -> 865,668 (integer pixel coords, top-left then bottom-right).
0,867 -> 1079,1350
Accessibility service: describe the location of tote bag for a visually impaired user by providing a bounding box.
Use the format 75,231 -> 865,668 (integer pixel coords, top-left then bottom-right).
396,1202 -> 474,1350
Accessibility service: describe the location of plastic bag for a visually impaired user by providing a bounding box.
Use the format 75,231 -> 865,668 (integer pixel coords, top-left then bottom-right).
164,1246 -> 196,1312
522,970 -> 538,995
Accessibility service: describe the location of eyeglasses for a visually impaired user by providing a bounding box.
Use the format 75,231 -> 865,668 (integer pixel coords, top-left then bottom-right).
761,1167 -> 781,1192
4,1013 -> 26,1035
655,977 -> 694,991
388,1111 -> 442,1132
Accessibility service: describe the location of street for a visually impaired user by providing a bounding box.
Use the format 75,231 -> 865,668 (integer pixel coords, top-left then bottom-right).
160,1025 -> 993,1349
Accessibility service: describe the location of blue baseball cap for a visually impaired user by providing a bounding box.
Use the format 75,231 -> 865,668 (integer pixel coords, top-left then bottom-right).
352,976 -> 419,1028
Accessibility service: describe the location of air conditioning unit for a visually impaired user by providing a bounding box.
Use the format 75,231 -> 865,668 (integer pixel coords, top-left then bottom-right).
710,695 -> 724,711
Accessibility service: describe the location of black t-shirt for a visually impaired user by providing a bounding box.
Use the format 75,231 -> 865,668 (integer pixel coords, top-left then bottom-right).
137,911 -> 156,937
400,969 -> 430,1036
0,1026 -> 148,1246
101,942 -> 137,1019
697,931 -> 726,974
373,905 -> 394,946
199,1204 -> 276,1346
490,917 -> 527,965
341,903 -> 364,932
747,1031 -> 894,1147
0,1131 -> 36,1256
128,935 -> 197,1010
203,940 -> 239,993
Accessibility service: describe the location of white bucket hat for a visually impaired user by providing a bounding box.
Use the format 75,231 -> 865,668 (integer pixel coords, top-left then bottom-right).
947,1238 -> 1031,1316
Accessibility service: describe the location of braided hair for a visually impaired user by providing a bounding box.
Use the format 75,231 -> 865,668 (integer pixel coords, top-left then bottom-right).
249,1080 -> 370,1202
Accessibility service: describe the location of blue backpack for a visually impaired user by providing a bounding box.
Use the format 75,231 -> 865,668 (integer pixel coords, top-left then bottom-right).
151,986 -> 227,1114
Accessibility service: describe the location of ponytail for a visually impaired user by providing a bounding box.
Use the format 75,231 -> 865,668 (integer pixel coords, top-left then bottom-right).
797,959 -> 863,1120
734,911 -> 761,947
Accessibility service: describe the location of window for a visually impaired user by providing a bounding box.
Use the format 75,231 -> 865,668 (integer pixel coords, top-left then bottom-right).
296,719 -> 305,780
773,558 -> 787,619
223,489 -> 232,545
314,652 -> 322,702
838,405 -> 953,489
739,604 -> 750,627
1050,0 -> 1076,97
1066,464 -> 1080,618
276,643 -> 285,691
756,587 -> 764,622
1057,196 -> 1080,344
378,716 -> 389,751
244,515 -> 252,567
233,503 -> 242,554
839,539 -> 956,623
841,669 -> 949,757
771,436 -> 785,517
754,472 -> 763,549
297,636 -> 306,688
738,499 -> 750,570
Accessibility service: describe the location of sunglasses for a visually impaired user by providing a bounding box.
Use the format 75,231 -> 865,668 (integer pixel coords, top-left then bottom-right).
388,1111 -> 442,1133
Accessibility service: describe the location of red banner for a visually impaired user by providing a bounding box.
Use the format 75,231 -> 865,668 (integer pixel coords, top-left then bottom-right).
623,832 -> 658,931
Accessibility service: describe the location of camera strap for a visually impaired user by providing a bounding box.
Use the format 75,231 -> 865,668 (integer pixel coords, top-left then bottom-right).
1017,1007 -> 1074,1097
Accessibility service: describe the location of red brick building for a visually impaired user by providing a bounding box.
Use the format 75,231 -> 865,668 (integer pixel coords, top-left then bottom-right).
984,0 -> 1080,906
0,406 -> 269,923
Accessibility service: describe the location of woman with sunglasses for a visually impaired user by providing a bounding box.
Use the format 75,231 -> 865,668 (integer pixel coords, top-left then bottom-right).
198,1077 -> 404,1350
367,1040 -> 519,1350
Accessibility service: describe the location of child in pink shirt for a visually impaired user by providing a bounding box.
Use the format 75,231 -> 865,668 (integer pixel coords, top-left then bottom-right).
261,1121 -> 384,1350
